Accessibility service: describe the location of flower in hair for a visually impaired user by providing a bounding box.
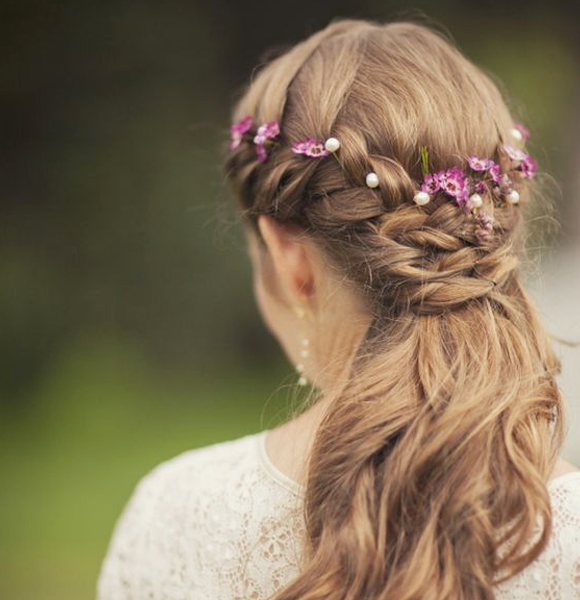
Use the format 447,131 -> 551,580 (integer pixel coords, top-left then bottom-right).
229,115 -> 253,150
253,120 -> 280,162
420,172 -> 441,194
519,154 -> 538,179
467,156 -> 494,171
291,137 -> 330,158
474,181 -> 488,195
488,162 -> 501,184
511,122 -> 530,142
502,144 -> 528,162
475,210 -> 494,242
438,167 -> 470,201
412,127 -> 538,217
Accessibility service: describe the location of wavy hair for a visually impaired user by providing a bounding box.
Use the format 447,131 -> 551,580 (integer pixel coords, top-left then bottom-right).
223,18 -> 565,600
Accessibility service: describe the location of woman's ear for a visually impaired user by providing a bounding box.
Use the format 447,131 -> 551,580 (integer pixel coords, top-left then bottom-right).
257,215 -> 315,306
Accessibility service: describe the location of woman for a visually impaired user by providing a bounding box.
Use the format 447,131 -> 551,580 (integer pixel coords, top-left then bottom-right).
97,18 -> 580,600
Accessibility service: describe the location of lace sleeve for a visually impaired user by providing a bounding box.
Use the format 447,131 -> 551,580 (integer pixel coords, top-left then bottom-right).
494,475 -> 580,600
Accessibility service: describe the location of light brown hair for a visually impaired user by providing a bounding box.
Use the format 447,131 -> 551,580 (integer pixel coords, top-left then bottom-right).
223,18 -> 565,600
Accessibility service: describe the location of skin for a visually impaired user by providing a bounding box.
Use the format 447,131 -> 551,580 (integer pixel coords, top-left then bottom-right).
247,215 -> 579,489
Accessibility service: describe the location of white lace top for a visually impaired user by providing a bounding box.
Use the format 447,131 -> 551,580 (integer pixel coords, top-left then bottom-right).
97,429 -> 580,600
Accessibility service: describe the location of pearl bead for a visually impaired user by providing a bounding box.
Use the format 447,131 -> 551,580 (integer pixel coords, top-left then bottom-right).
296,363 -> 304,373
413,191 -> 430,206
469,193 -> 483,208
300,338 -> 309,347
300,349 -> 309,358
506,190 -> 520,204
510,128 -> 523,142
297,376 -> 308,386
366,172 -> 379,188
324,137 -> 340,152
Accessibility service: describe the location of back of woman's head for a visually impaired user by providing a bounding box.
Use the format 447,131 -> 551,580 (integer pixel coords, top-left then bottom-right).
224,18 -> 564,600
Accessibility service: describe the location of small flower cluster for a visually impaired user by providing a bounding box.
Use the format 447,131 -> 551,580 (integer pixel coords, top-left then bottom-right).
229,116 -> 253,151
474,210 -> 494,243
291,137 -> 331,158
414,143 -> 537,212
229,116 -> 538,245
229,115 -> 280,162
230,115 -> 345,165
411,124 -> 537,243
254,121 -> 280,162
501,144 -> 538,179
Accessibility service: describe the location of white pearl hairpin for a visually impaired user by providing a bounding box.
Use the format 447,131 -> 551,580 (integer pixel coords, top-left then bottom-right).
324,137 -> 340,152
469,193 -> 483,208
506,190 -> 520,204
366,172 -> 379,188
413,191 -> 430,206
510,128 -> 523,142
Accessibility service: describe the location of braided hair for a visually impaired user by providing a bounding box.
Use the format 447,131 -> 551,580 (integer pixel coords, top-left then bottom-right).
224,18 -> 563,600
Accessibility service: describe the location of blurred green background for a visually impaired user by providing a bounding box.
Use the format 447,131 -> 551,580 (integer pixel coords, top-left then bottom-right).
1,1 -> 579,598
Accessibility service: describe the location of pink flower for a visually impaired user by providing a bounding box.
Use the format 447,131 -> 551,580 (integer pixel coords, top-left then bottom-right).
514,123 -> 530,141
420,172 -> 441,194
229,115 -> 253,150
468,156 -> 494,171
519,154 -> 538,178
455,193 -> 473,212
475,181 -> 488,195
488,163 -> 501,184
291,137 -> 330,158
502,144 -> 527,162
254,120 -> 280,143
253,120 -> 280,162
499,173 -> 514,193
255,143 -> 267,162
439,167 -> 469,199
475,211 -> 494,242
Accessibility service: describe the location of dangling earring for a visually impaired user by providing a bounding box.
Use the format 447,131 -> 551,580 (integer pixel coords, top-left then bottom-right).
294,305 -> 310,386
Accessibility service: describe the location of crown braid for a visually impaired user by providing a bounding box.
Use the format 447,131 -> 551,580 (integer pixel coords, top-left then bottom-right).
226,103 -> 526,316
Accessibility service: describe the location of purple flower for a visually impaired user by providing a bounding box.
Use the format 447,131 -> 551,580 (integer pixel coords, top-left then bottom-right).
519,154 -> 538,178
229,115 -> 253,150
502,144 -> 527,162
475,181 -> 488,195
255,143 -> 267,162
291,137 -> 330,158
420,172 -> 441,194
468,156 -> 494,171
254,120 -> 280,143
439,167 -> 469,199
488,163 -> 501,184
253,120 -> 280,162
514,123 -> 530,141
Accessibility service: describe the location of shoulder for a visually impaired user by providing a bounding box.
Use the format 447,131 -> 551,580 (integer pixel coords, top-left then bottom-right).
547,471 -> 580,530
549,457 -> 580,480
105,431 -> 263,551
97,431 -> 265,598
546,459 -> 580,531
494,473 -> 580,599
130,430 -> 262,503
545,473 -> 580,589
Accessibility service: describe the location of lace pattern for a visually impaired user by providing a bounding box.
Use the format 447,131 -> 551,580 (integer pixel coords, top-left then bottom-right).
97,430 -> 580,600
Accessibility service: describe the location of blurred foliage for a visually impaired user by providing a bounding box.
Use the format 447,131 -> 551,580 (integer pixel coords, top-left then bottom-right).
1,0 -> 578,598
